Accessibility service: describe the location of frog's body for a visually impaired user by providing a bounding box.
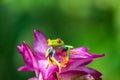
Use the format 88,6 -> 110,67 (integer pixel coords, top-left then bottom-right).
45,38 -> 73,70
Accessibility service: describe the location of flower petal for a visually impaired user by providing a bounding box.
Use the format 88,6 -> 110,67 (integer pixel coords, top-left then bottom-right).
18,65 -> 34,71
60,71 -> 86,80
28,77 -> 38,80
33,30 -> 49,57
62,58 -> 93,71
38,60 -> 58,80
61,72 -> 100,80
17,41 -> 37,71
61,67 -> 102,80
70,47 -> 105,59
28,72 -> 44,80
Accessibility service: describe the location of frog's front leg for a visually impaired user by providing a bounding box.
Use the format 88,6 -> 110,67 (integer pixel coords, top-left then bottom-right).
64,45 -> 74,61
45,48 -> 52,69
66,48 -> 70,61
45,48 -> 61,70
51,49 -> 61,70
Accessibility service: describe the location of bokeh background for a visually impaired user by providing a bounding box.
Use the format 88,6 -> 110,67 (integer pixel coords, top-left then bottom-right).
0,0 -> 120,80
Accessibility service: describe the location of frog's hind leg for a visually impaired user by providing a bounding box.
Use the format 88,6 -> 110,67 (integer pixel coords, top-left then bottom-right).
51,57 -> 60,68
51,56 -> 62,72
45,57 -> 51,69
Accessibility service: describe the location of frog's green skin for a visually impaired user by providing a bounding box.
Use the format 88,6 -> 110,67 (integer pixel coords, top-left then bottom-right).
45,38 -> 73,69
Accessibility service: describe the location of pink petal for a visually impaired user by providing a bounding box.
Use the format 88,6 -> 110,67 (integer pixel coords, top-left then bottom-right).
17,41 -> 37,71
62,58 -> 93,71
70,47 -> 105,59
18,65 -> 34,71
60,71 -> 87,80
61,72 -> 100,80
28,72 -> 44,80
61,67 -> 102,80
28,77 -> 38,80
38,60 -> 58,80
33,30 -> 49,57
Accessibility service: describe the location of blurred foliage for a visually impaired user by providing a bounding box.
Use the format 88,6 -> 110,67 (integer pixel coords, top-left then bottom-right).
0,0 -> 120,80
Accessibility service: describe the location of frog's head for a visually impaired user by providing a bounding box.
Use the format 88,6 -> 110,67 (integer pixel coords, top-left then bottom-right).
47,38 -> 64,46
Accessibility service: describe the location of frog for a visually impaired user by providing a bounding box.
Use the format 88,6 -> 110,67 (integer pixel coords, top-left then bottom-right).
45,38 -> 73,70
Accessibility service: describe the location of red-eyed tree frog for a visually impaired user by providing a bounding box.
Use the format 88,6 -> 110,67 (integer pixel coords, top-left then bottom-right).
45,38 -> 73,70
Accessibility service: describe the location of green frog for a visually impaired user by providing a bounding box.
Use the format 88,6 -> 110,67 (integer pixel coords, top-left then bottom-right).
45,38 -> 73,70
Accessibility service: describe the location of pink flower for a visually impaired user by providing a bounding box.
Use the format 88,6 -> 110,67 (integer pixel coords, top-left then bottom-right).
17,30 -> 104,80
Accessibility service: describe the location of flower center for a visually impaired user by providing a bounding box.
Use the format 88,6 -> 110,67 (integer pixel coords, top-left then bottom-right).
59,56 -> 69,68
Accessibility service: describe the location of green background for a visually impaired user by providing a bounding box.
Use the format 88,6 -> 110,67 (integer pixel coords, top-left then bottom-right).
0,0 -> 120,80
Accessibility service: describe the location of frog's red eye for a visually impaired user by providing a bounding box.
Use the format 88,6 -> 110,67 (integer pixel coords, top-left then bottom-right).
57,38 -> 61,43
